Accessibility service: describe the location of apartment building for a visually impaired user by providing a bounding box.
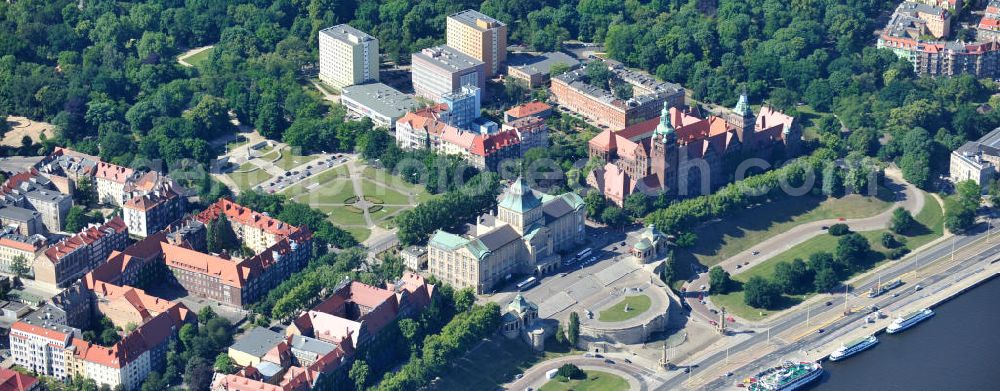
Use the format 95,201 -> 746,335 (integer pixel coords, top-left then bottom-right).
411,45 -> 485,102
33,217 -> 128,287
0,226 -> 46,276
94,162 -> 135,207
0,170 -> 72,232
213,273 -> 435,391
9,280 -> 193,391
0,206 -> 43,236
446,10 -> 507,77
504,116 -> 549,155
394,106 -> 525,171
507,51 -> 580,88
550,64 -> 685,130
427,178 -> 584,293
318,24 -> 379,89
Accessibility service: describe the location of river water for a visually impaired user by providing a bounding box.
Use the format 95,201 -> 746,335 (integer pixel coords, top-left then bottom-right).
811,276 -> 1000,390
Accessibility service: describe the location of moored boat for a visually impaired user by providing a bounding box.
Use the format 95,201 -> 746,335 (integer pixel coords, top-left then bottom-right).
886,308 -> 934,334
747,361 -> 823,391
828,335 -> 878,361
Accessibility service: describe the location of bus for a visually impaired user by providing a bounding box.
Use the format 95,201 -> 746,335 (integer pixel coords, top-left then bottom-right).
575,248 -> 593,262
516,277 -> 538,291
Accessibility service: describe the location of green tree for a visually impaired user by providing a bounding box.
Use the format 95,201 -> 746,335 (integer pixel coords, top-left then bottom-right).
213,353 -> 236,374
827,223 -> 851,236
623,192 -> 649,218
584,191 -> 607,219
835,233 -> 871,271
65,206 -> 95,233
944,195 -> 976,233
76,176 -> 98,206
674,232 -> 697,248
813,266 -> 840,293
743,276 -> 781,309
454,288 -> 475,313
555,363 -> 586,380
349,360 -> 370,391
773,259 -> 812,295
600,206 -> 629,228
585,60 -> 612,89
568,312 -> 580,346
890,207 -> 917,234
207,216 -> 240,254
881,232 -> 899,248
9,255 -> 30,277
550,62 -> 571,78
183,357 -> 213,390
709,266 -> 734,295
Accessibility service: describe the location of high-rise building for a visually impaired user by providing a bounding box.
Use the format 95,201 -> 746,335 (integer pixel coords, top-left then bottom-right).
411,45 -> 485,102
446,10 -> 507,77
318,24 -> 379,89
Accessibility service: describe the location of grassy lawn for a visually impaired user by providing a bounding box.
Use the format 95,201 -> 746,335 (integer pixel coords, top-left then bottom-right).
712,191 -> 944,321
431,337 -> 579,391
343,226 -> 370,242
362,179 -> 410,205
539,371 -> 629,391
289,178 -> 356,205
362,166 -> 431,200
683,189 -> 895,268
598,295 -> 652,322
228,163 -> 270,190
183,46 -> 213,68
328,206 -> 368,226
226,135 -> 248,151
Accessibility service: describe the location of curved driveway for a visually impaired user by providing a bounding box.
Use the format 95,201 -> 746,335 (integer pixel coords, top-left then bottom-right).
683,168 -> 925,326
505,354 -> 666,391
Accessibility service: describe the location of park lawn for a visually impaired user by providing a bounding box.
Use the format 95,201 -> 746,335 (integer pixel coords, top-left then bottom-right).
343,226 -> 370,242
260,149 -> 280,162
275,148 -> 319,170
226,135 -> 248,150
327,206 -> 368,226
362,166 -> 431,199
714,191 -> 945,321
183,46 -> 213,68
539,371 -> 629,391
290,178 -> 356,205
686,189 -> 895,267
228,165 -> 270,190
361,179 -> 410,205
598,295 -> 652,322
431,337 -> 579,391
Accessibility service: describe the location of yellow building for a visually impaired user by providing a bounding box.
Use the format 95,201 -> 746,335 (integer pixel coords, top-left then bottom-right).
318,24 -> 379,89
446,10 -> 507,77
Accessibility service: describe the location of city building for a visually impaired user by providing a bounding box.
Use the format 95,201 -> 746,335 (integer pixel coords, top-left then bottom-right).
89,199 -> 313,308
411,45 -> 485,102
121,176 -> 184,238
427,178 -> 585,293
9,280 -> 193,391
440,85 -> 481,128
626,225 -> 670,264
503,116 -> 549,155
33,217 -> 128,287
879,1 -> 1000,77
34,147 -> 101,195
400,245 -> 427,271
500,294 -> 546,351
507,51 -> 580,88
94,162 -> 136,207
949,126 -> 1000,189
0,208 -> 43,238
318,24 -> 379,89
0,227 -> 45,276
228,327 -> 288,367
214,273 -> 435,391
586,94 -> 801,205
394,105 -> 524,171
978,1 -> 1000,42
550,63 -> 685,130
0,170 -> 72,232
340,82 -> 419,129
504,101 -> 553,122
446,10 -> 507,77
917,0 -> 962,11
0,367 -> 39,391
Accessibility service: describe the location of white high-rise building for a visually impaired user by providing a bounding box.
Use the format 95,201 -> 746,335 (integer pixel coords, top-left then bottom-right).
318,24 -> 379,89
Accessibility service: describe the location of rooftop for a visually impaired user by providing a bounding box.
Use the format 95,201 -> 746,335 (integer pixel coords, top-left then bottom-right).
319,24 -> 377,45
507,52 -> 579,76
448,9 -> 505,30
413,45 -> 484,73
0,206 -> 40,222
230,327 -> 286,358
341,82 -> 419,120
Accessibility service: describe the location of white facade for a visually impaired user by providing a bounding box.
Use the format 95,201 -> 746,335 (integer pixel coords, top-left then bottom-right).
123,207 -> 149,238
318,25 -> 379,89
96,177 -> 128,207
9,327 -> 71,379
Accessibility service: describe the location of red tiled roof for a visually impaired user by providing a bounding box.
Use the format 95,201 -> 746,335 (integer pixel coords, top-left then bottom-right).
0,169 -> 40,196
0,368 -> 38,391
10,322 -> 69,342
94,162 -> 134,184
504,101 -> 551,118
42,217 -> 126,264
195,199 -> 301,237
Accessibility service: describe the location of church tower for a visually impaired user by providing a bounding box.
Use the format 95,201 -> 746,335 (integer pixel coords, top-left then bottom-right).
727,90 -> 755,142
497,177 -> 543,235
651,102 -> 679,193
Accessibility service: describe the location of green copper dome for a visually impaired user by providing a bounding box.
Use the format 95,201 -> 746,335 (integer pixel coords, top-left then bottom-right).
654,101 -> 675,141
